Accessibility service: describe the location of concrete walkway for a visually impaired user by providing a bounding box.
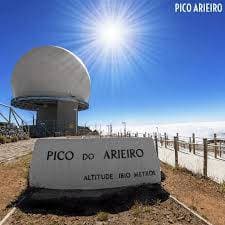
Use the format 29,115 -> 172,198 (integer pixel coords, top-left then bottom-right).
0,139 -> 36,162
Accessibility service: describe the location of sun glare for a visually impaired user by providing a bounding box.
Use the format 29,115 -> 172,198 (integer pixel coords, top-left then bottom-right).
98,21 -> 125,48
61,0 -> 162,74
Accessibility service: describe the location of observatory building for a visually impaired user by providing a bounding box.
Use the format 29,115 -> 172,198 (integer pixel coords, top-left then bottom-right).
11,46 -> 90,136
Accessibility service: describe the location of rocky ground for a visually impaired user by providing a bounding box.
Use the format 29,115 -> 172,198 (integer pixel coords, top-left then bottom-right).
7,197 -> 205,225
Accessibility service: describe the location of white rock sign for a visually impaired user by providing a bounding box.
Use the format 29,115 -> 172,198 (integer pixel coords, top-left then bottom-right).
29,137 -> 161,190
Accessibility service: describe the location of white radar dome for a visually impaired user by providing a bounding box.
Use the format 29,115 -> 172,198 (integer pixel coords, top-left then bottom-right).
11,46 -> 90,110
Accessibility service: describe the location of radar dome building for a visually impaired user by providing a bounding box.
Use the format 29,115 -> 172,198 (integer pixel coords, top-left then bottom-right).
11,46 -> 91,136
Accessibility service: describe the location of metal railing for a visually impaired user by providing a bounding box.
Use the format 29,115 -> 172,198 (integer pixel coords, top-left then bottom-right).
158,132 -> 225,160
0,103 -> 29,138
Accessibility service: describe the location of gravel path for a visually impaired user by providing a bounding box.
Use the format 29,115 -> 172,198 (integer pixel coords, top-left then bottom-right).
0,139 -> 36,162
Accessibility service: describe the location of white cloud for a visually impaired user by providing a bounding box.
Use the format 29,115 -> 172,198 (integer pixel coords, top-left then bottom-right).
92,121 -> 225,139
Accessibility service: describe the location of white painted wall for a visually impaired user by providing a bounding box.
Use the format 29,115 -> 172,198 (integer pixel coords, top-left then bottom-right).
159,146 -> 225,183
30,137 -> 161,190
158,146 -> 175,167
178,151 -> 203,175
208,158 -> 225,183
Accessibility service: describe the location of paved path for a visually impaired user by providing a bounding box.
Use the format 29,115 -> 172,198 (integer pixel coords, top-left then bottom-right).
0,139 -> 36,162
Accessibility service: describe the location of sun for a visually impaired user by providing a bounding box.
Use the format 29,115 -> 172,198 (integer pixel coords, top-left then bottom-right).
64,0 -> 160,73
98,21 -> 125,49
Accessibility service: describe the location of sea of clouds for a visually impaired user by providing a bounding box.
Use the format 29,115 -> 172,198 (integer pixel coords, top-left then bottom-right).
94,121 -> 225,139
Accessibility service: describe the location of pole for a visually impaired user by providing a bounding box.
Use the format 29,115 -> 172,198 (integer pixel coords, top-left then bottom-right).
203,138 -> 208,178
156,127 -> 159,137
160,136 -> 163,147
174,136 -> 178,168
164,132 -> 167,148
192,133 -> 196,154
189,137 -> 192,152
75,109 -> 78,135
110,124 -> 112,136
214,133 -> 217,158
8,107 -> 12,124
154,135 -> 158,156
122,122 -> 126,137
176,133 -> 179,151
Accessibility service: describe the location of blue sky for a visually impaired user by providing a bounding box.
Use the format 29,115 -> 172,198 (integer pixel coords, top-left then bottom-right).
0,0 -> 225,128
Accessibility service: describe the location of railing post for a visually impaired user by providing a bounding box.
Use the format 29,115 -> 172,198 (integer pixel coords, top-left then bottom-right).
189,137 -> 192,152
214,133 -> 217,158
8,107 -> 12,125
164,132 -> 167,148
160,136 -> 163,147
192,133 -> 196,154
154,135 -> 158,156
203,138 -> 208,178
174,136 -> 178,168
176,133 -> 179,151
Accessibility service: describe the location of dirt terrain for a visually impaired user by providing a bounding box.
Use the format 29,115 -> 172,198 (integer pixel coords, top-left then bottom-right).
161,163 -> 225,225
0,154 -> 31,220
